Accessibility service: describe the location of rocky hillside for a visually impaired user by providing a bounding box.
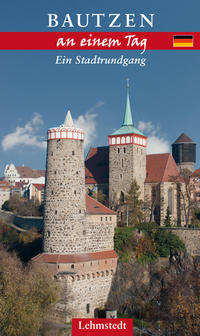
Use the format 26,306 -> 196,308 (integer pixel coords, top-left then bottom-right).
107,251 -> 200,335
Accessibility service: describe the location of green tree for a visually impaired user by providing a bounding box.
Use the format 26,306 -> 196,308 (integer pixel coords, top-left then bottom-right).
121,180 -> 144,226
164,207 -> 171,227
0,244 -> 59,336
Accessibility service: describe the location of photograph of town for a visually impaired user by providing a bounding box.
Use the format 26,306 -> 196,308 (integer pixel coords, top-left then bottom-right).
0,1 -> 200,336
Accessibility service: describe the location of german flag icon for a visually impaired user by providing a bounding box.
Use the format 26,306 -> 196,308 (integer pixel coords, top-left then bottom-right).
173,35 -> 193,47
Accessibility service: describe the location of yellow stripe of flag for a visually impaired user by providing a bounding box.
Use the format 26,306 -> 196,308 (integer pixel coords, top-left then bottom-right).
173,42 -> 193,47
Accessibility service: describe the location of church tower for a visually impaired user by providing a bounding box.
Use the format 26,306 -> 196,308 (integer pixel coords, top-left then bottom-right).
43,110 -> 86,254
109,81 -> 147,206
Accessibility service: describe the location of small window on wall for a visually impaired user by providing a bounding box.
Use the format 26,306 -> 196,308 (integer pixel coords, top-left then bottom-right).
55,210 -> 57,215
47,231 -> 50,237
71,264 -> 74,269
124,147 -> 126,153
72,151 -> 75,155
118,148 -> 120,154
54,171 -> 57,175
86,304 -> 90,314
51,152 -> 53,156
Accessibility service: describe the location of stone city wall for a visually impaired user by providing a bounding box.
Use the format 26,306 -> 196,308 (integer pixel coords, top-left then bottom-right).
85,214 -> 116,252
171,228 -> 200,256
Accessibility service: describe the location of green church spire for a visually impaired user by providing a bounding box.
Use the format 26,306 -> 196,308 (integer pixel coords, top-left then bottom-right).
110,79 -> 145,137
122,79 -> 133,126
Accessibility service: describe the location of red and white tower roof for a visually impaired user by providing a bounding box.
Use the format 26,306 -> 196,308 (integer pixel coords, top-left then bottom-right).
47,110 -> 84,141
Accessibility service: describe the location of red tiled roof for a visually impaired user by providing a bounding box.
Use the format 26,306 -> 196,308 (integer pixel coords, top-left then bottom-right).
32,184 -> 45,191
146,153 -> 180,183
192,169 -> 200,177
32,250 -> 118,264
173,133 -> 194,144
85,147 -> 181,185
16,166 -> 45,178
85,147 -> 109,185
15,181 -> 29,188
0,180 -> 10,190
86,195 -> 115,215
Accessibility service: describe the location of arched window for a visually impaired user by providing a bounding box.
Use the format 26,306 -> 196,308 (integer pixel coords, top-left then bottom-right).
120,191 -> 125,203
168,188 -> 173,214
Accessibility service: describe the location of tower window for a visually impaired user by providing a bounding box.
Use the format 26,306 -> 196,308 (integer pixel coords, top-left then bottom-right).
120,174 -> 122,179
55,210 -> 57,215
72,151 -> 75,155
118,148 -> 120,154
51,190 -> 54,195
54,171 -> 57,175
124,147 -> 126,153
86,304 -> 90,314
120,192 -> 125,203
121,159 -> 124,168
79,210 -> 81,213
74,190 -> 76,195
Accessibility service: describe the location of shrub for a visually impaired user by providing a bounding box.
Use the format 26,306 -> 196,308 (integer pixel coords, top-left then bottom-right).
154,229 -> 186,257
114,227 -> 136,252
114,224 -> 186,264
135,235 -> 158,264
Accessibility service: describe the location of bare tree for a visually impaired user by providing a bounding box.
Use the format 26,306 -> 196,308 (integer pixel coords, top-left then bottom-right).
170,169 -> 199,227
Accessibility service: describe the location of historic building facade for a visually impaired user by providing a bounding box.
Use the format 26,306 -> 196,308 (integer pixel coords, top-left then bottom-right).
4,163 -> 45,185
85,84 -> 198,227
33,110 -> 118,321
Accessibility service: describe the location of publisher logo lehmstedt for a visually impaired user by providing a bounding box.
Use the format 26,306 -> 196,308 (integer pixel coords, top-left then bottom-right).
173,35 -> 193,47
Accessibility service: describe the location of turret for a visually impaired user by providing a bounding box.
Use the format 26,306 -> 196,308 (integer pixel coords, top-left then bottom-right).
172,133 -> 196,172
43,110 -> 86,254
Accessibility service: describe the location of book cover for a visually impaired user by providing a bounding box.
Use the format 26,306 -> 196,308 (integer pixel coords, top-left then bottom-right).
0,1 -> 200,335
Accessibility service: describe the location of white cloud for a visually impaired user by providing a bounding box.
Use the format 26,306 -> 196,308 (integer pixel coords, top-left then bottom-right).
138,120 -> 170,154
74,101 -> 104,147
2,102 -> 102,152
2,113 -> 46,151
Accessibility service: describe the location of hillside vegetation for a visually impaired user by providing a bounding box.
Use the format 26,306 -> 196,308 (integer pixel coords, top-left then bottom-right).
114,223 -> 186,264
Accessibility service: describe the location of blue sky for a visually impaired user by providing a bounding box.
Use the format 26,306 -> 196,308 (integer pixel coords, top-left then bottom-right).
0,0 -> 200,175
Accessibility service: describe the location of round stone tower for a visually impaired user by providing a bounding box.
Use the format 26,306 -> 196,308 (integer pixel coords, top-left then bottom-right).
172,133 -> 196,172
43,110 -> 86,254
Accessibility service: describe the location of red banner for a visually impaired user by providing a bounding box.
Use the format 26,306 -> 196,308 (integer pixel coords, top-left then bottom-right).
0,32 -> 200,50
72,319 -> 133,336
